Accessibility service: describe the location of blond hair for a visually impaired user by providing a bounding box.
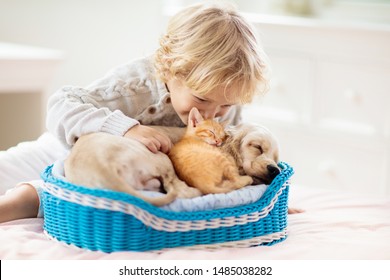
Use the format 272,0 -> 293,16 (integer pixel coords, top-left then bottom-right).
155,2 -> 269,104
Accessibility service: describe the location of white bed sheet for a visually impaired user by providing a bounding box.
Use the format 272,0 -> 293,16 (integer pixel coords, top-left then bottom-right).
1,184 -> 389,260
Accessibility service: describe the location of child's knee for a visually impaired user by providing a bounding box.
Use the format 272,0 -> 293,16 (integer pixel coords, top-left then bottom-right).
0,183 -> 40,223
16,183 -> 39,199
8,183 -> 40,211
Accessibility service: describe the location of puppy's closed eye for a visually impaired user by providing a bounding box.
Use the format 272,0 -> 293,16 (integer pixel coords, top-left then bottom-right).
249,143 -> 263,154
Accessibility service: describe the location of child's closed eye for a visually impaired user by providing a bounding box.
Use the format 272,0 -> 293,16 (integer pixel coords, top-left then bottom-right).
194,96 -> 208,103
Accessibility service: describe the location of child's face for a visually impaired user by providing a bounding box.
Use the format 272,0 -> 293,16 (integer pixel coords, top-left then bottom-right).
167,79 -> 236,124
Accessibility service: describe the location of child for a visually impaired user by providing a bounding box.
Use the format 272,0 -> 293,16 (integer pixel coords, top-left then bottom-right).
0,2 -> 268,223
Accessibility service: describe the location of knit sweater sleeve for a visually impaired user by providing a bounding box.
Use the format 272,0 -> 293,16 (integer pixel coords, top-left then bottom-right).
46,58 -> 156,148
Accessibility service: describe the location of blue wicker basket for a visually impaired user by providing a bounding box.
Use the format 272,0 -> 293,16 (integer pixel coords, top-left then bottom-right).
41,162 -> 293,252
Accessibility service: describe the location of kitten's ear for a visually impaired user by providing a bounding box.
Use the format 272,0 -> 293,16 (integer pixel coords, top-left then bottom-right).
188,107 -> 204,127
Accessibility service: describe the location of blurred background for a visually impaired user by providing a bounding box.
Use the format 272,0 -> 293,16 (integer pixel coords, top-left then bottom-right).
1,0 -> 389,196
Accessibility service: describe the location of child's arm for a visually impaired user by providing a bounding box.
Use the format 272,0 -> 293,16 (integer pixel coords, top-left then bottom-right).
47,85 -> 139,148
46,58 -> 170,152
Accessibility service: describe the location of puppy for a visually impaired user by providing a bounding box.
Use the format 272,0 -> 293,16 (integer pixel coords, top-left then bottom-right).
64,132 -> 201,206
222,123 -> 303,214
221,123 -> 280,185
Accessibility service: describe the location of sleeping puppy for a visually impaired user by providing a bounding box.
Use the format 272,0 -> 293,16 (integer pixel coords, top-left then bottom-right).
222,123 -> 280,185
64,132 -> 201,206
219,123 -> 303,214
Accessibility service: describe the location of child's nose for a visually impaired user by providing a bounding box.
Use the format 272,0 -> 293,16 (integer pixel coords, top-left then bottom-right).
203,107 -> 219,119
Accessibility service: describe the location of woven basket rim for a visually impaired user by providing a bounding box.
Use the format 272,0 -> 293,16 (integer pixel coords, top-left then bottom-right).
41,161 -> 293,220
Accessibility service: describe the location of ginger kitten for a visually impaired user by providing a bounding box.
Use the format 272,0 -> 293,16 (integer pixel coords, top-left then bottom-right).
169,108 -> 253,194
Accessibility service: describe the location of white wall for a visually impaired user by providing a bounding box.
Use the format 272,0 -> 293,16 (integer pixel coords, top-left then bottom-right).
0,0 -> 167,148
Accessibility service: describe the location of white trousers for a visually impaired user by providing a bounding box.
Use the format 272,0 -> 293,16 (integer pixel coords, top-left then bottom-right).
0,132 -> 68,197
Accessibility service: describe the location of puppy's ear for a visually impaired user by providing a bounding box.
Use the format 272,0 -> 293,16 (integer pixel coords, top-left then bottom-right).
274,150 -> 280,163
188,107 -> 203,127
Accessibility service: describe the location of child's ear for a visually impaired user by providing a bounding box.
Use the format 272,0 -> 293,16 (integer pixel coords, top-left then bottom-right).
188,107 -> 204,127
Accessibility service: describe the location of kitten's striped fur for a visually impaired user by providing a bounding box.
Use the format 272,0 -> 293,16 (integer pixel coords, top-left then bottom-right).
169,108 -> 253,194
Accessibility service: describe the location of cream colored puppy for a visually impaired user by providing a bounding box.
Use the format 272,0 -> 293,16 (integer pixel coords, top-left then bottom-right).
222,123 -> 280,185
64,132 -> 201,206
221,123 -> 303,214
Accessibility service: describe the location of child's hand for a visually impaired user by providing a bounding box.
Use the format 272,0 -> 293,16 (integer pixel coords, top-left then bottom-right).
124,124 -> 173,154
